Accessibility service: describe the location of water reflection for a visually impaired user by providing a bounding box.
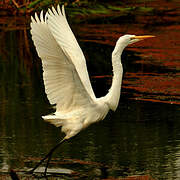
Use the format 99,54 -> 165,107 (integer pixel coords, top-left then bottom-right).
0,7 -> 180,179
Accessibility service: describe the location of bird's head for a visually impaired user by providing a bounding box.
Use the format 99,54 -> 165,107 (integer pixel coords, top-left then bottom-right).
113,34 -> 155,56
118,34 -> 155,46
118,35 -> 155,45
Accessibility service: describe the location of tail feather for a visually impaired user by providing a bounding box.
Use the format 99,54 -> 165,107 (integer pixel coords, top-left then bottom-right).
42,115 -> 63,127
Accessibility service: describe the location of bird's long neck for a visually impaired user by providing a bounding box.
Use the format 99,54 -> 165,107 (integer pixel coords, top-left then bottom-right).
104,41 -> 124,111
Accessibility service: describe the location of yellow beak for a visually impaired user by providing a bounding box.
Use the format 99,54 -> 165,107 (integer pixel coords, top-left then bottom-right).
131,35 -> 155,40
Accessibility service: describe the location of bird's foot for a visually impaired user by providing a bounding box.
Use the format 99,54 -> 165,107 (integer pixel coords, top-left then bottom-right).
27,138 -> 67,177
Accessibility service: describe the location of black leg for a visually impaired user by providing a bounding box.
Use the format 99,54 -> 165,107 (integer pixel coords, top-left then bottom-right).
44,151 -> 53,176
10,170 -> 20,180
28,138 -> 67,176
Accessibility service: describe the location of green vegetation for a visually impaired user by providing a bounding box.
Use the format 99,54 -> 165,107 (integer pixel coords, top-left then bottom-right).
1,0 -> 155,18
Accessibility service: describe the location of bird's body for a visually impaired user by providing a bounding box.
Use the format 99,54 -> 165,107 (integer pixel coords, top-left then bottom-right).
30,5 -> 154,175
43,97 -> 109,138
30,5 -> 124,139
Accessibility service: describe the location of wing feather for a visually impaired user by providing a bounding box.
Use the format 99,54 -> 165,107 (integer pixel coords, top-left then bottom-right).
30,10 -> 95,112
46,6 -> 96,100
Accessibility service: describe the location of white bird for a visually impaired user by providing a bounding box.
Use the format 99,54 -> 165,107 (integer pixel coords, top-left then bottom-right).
30,5 -> 154,176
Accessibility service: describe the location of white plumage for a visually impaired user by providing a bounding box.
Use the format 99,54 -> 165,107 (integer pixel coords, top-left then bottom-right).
30,5 -> 109,139
30,5 -> 154,140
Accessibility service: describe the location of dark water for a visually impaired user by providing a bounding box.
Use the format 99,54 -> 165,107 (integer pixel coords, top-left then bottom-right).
0,2 -> 180,179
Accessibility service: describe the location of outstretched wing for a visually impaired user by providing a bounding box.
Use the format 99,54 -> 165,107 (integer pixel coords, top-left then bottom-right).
47,5 -> 96,100
30,9 -> 95,112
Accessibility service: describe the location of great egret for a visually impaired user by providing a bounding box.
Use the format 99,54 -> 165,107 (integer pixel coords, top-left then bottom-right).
30,5 -> 154,176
